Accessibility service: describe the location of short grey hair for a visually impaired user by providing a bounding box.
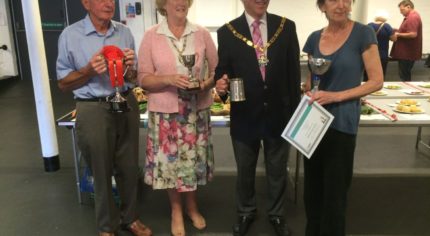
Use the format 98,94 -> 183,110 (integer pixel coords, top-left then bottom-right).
374,16 -> 387,22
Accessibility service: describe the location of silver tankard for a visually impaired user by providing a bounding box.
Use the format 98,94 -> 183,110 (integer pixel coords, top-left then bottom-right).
230,78 -> 246,102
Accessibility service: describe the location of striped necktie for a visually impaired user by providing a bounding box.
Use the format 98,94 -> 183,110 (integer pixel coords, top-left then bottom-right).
252,20 -> 265,81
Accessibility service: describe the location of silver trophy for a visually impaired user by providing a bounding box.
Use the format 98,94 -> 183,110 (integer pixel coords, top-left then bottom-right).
102,45 -> 130,113
181,54 -> 200,91
109,91 -> 129,112
308,58 -> 331,92
108,64 -> 130,113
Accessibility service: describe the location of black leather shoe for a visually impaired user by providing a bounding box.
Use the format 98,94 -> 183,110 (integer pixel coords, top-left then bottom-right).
269,217 -> 291,236
232,215 -> 255,236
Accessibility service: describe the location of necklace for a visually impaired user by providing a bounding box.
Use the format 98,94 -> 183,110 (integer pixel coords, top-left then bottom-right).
226,17 -> 286,66
169,35 -> 188,65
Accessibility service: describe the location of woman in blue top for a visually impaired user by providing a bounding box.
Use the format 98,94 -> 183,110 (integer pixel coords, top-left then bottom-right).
364,14 -> 397,81
302,0 -> 383,235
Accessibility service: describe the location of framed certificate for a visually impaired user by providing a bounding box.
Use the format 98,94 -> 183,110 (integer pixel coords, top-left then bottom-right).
281,95 -> 334,158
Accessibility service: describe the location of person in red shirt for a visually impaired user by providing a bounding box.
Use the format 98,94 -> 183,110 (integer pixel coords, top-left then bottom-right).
390,0 -> 422,81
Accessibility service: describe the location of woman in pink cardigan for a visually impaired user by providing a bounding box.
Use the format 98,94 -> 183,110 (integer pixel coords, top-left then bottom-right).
137,0 -> 218,235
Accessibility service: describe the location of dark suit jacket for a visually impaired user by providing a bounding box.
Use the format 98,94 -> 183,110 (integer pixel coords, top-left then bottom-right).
215,13 -> 301,141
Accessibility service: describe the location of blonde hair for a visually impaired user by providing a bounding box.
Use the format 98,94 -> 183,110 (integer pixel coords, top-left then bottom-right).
155,0 -> 194,16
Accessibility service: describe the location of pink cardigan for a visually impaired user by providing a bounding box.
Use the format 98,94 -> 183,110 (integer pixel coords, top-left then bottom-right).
137,23 -> 218,113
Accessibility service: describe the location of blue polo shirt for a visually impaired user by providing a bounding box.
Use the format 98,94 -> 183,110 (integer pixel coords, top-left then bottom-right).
303,22 -> 377,135
56,15 -> 135,99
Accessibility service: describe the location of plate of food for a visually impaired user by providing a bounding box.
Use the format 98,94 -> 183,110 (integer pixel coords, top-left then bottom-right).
370,90 -> 387,96
384,84 -> 402,90
210,102 -> 230,116
360,105 -> 376,115
418,83 -> 430,88
403,90 -> 424,95
396,99 -> 420,106
393,105 -> 425,114
393,109 -> 425,114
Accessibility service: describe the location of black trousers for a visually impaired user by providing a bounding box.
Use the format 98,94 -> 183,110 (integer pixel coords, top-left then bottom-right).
304,128 -> 356,236
398,59 -> 415,81
231,135 -> 290,218
76,93 -> 140,232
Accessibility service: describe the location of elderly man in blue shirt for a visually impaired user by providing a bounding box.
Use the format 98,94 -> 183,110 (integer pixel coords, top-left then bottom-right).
56,0 -> 151,235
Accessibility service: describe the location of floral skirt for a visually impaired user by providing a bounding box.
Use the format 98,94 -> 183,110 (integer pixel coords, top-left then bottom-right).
144,95 -> 214,192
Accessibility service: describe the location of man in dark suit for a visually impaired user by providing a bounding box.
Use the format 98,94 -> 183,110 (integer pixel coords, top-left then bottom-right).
215,0 -> 301,235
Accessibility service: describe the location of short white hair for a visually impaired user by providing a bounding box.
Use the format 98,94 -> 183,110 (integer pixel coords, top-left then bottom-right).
374,10 -> 389,22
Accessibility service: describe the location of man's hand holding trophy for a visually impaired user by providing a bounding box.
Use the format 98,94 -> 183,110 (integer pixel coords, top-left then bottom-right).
101,45 -> 132,113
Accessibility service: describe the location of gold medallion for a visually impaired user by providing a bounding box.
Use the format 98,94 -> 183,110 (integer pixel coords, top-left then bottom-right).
226,17 -> 286,68
258,54 -> 269,67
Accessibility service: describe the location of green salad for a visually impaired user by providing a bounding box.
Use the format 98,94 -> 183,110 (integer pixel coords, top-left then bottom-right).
139,102 -> 147,113
210,102 -> 224,111
360,105 -> 376,115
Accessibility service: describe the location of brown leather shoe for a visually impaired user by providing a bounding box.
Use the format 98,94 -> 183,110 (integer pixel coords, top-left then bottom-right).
99,232 -> 114,236
128,220 -> 152,236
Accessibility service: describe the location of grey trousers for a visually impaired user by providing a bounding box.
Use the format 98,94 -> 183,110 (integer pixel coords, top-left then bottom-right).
75,93 -> 139,232
231,136 -> 290,218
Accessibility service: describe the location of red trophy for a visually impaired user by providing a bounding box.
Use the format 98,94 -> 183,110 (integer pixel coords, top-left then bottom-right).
102,45 -> 130,113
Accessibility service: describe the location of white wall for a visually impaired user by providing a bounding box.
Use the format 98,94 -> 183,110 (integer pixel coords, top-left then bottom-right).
119,0 -> 157,54
266,1 -> 326,56
186,0 -> 430,54
189,0 -> 239,27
